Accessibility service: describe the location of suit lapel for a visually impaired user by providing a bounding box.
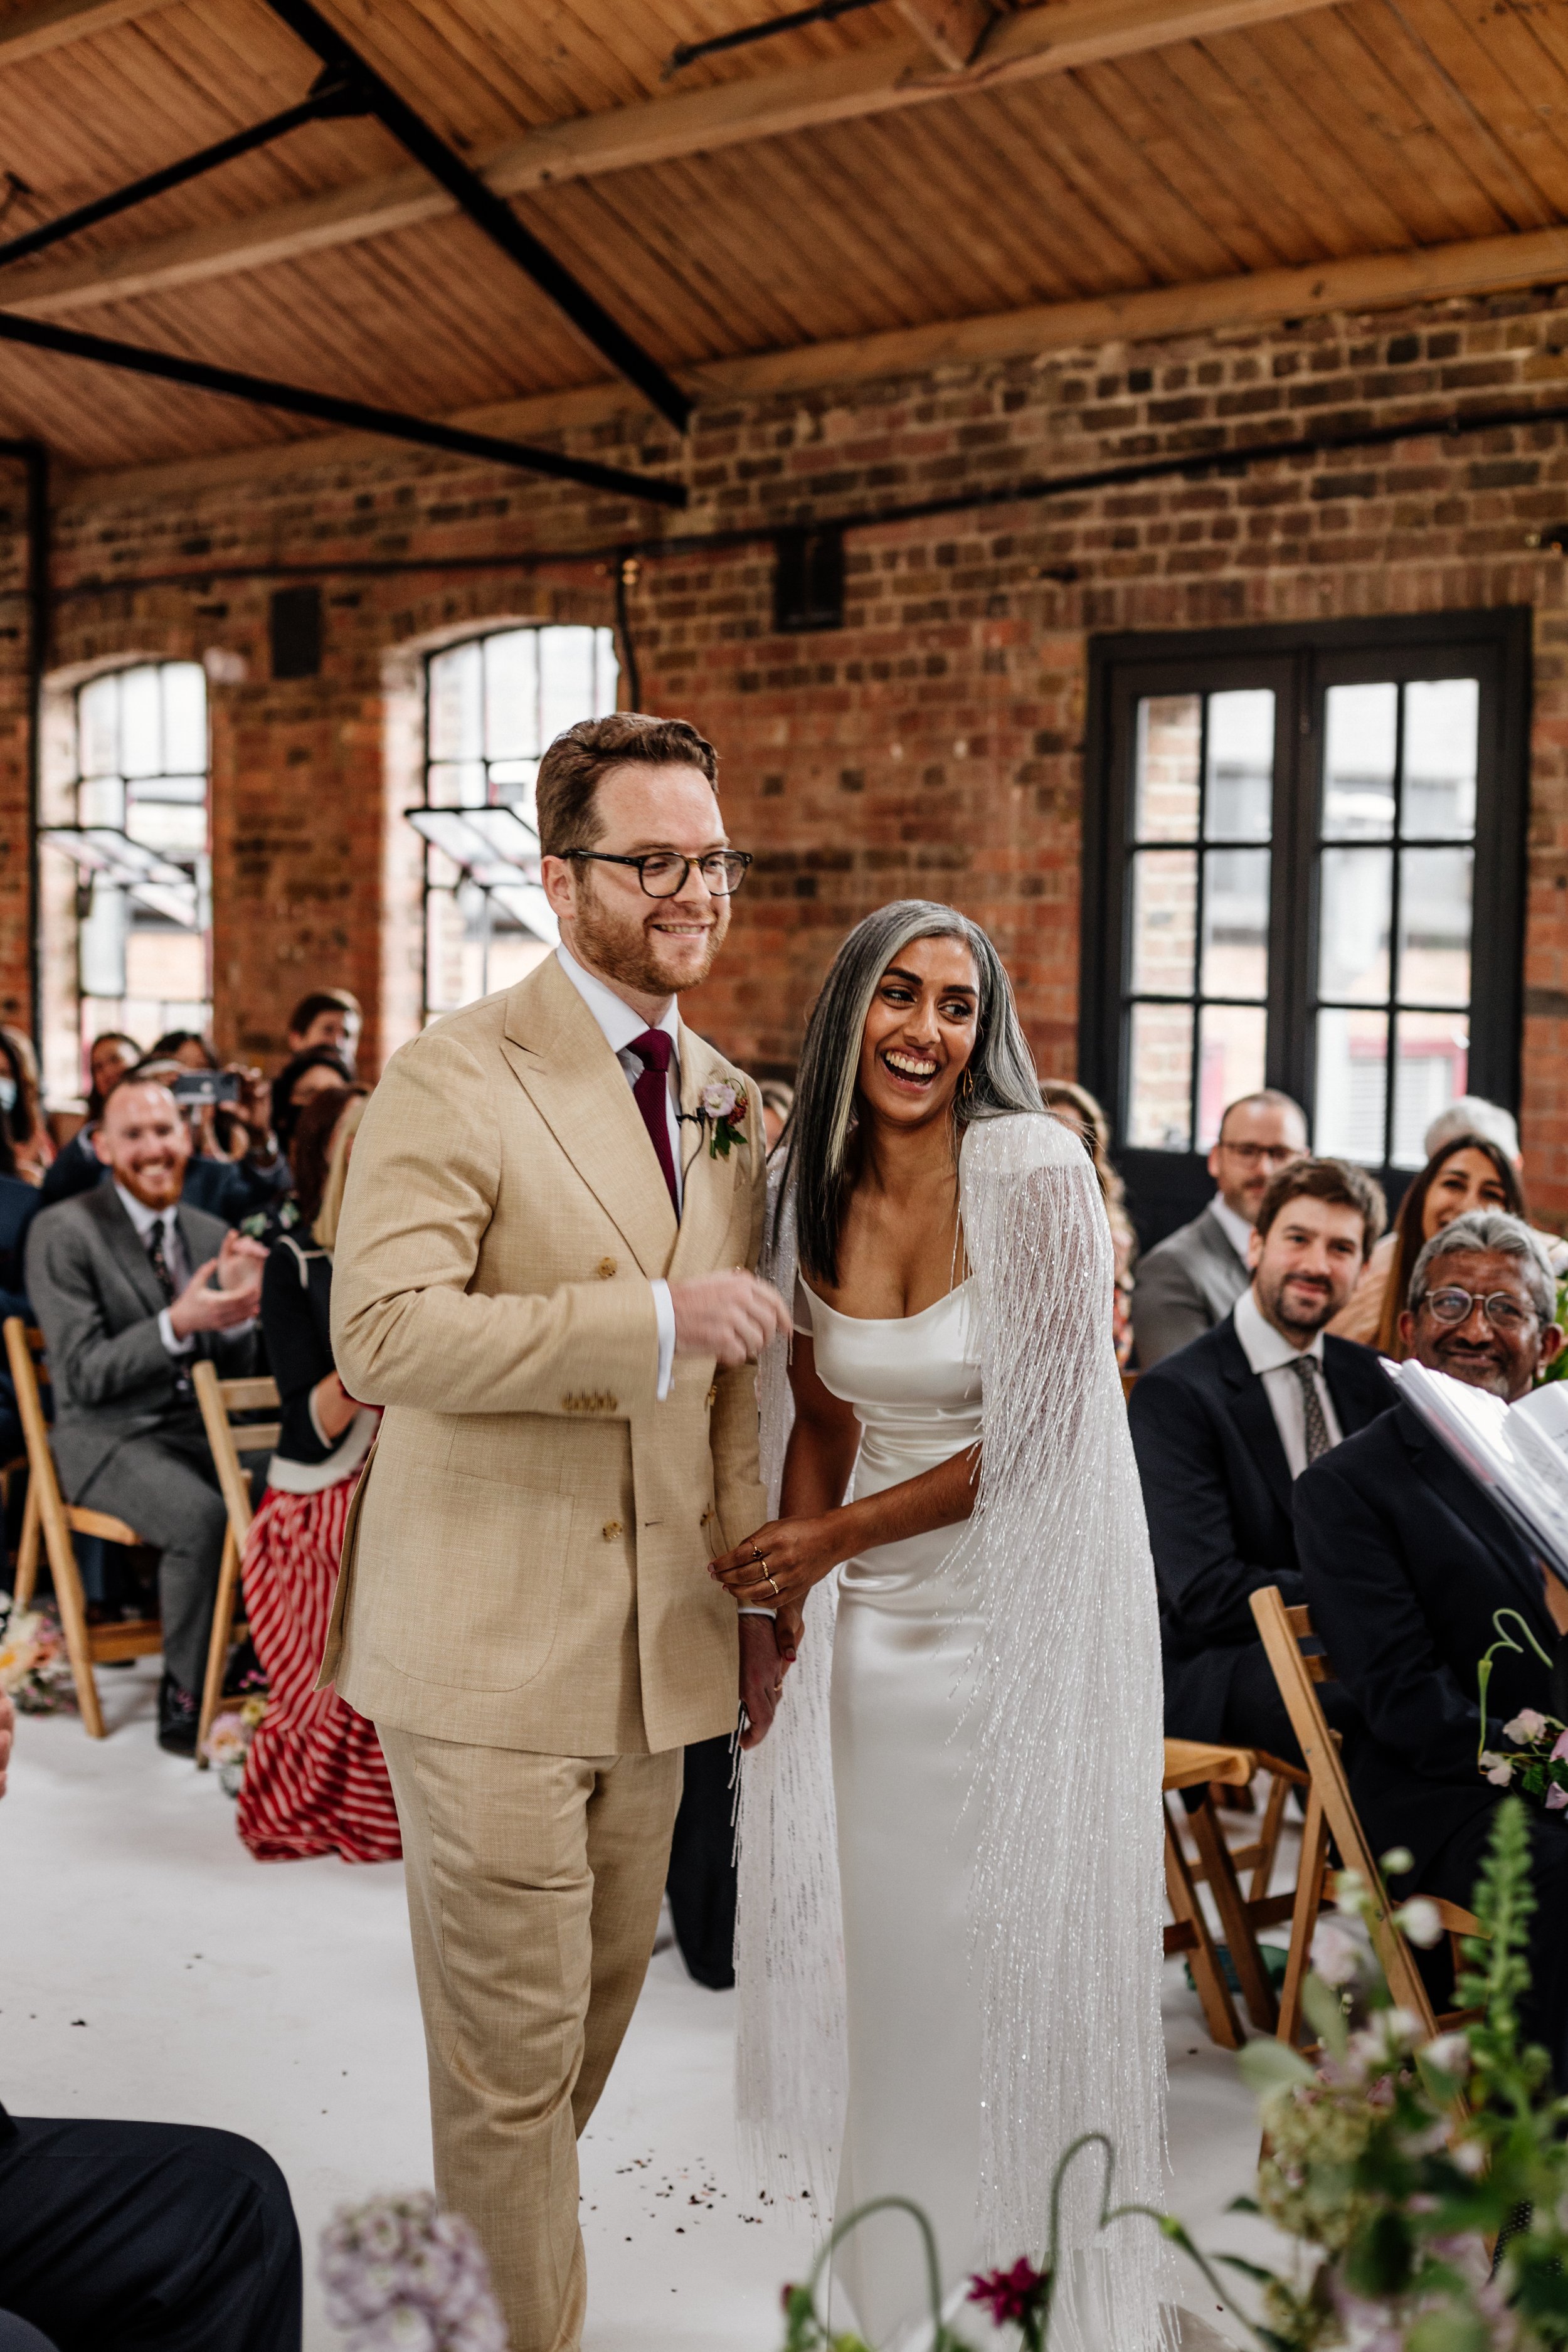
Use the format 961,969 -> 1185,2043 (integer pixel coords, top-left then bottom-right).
90,1184 -> 169,1321
667,1027 -> 746,1283
500,957 -> 678,1279
1216,1317 -> 1295,1522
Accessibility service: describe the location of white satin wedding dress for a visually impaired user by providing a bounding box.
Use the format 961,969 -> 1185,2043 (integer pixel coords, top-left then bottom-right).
736,1113 -> 1170,2352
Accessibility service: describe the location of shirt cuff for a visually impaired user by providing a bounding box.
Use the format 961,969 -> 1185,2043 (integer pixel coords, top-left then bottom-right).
652,1278 -> 676,1402
158,1308 -> 193,1357
737,1606 -> 777,1619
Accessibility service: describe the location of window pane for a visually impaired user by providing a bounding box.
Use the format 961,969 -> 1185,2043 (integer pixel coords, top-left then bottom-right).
1392,1009 -> 1469,1168
1196,1003 -> 1266,1150
161,663 -> 206,777
125,926 -> 204,1004
1315,1007 -> 1387,1162
425,884 -> 487,1019
426,760 -> 486,810
428,641 -> 483,763
539,627 -> 600,745
1403,679 -> 1478,840
1200,847 -> 1269,1000
79,880 -> 127,998
119,666 -> 162,778
1127,1001 -> 1193,1150
1204,689 -> 1273,841
483,629 -> 539,761
1318,846 -> 1392,1003
488,758 -> 541,820
127,800 -> 206,857
78,775 -> 124,829
1397,847 -> 1471,1008
1133,695 -> 1200,842
1130,849 -> 1197,995
77,674 -> 119,781
1323,682 -> 1396,840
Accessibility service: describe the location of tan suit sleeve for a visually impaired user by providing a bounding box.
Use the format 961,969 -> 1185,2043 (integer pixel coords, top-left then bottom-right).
331,1024 -> 660,1419
709,1080 -> 769,1552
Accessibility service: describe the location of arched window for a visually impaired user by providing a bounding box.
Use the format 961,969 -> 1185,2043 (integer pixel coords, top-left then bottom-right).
415,624 -> 618,1022
40,660 -> 210,1096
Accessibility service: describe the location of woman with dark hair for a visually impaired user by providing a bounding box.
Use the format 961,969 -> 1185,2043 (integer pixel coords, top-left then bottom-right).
269,1048 -> 352,1165
1329,1130 -> 1524,1356
716,902 -> 1168,2352
235,1089 -> 398,1864
0,1031 -> 50,1187
1041,1075 -> 1139,1367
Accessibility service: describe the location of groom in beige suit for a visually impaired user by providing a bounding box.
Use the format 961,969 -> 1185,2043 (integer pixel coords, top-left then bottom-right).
324,712 -> 789,2352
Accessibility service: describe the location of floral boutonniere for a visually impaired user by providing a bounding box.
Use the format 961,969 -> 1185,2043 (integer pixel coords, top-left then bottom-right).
698,1078 -> 748,1160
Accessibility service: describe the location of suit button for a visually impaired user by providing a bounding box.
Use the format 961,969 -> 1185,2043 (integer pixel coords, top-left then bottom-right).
597,1258 -> 617,1279
602,1518 -> 622,1541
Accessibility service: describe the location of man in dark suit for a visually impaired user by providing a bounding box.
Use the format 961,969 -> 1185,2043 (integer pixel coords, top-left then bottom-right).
24,1079 -> 264,1752
1130,1155 -> 1392,1764
1296,1209 -> 1568,2078
1131,1088 -> 1308,1368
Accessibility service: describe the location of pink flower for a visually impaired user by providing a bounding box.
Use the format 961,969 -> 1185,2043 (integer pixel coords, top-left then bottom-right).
1552,1729 -> 1568,1763
1549,1783 -> 1568,1811
1505,1708 -> 1550,1742
968,2258 -> 1050,2326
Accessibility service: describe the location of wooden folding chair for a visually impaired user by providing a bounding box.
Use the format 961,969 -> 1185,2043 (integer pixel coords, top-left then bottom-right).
3,1315 -> 161,1737
1163,1737 -> 1281,2046
1251,1584 -> 1484,2049
193,1359 -> 280,1766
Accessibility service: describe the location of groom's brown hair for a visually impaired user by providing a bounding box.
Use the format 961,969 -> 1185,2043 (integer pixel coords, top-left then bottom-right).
534,712 -> 719,858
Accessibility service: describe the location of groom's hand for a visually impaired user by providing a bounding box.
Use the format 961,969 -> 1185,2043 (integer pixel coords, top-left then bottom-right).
738,1614 -> 785,1749
670,1271 -> 790,1368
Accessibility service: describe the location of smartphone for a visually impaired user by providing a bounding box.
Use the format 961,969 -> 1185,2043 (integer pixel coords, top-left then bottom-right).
171,1071 -> 242,1108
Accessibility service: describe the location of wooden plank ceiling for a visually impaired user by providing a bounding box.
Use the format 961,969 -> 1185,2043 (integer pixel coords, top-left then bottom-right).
1,0 -> 1567,475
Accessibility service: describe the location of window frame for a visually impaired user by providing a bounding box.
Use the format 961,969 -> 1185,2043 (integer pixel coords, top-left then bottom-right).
1079,607 -> 1531,1242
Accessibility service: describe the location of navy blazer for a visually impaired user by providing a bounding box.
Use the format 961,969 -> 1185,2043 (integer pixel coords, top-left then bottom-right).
1129,1310 -> 1394,1740
1296,1399 -> 1560,1885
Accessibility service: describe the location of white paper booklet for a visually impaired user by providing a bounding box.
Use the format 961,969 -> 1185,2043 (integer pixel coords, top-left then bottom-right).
1383,1360 -> 1568,1586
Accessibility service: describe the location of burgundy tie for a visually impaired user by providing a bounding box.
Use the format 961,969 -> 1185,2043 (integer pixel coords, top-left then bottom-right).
627,1028 -> 679,1210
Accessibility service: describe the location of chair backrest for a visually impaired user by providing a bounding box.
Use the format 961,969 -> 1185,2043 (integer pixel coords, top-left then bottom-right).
193,1360 -> 280,1554
4,1317 -> 63,1513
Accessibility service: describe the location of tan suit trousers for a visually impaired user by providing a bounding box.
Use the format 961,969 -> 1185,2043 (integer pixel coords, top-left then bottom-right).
379,1729 -> 684,2352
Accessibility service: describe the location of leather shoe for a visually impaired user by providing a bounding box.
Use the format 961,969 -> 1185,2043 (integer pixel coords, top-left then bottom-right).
157,1672 -> 199,1757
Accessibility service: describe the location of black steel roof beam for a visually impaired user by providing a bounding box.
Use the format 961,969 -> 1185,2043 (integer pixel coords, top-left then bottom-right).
0,70 -> 366,275
258,0 -> 692,437
0,309 -> 687,506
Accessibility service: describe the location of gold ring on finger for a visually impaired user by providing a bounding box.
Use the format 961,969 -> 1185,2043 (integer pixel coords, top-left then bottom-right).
765,1574 -> 780,1599
750,1541 -> 766,1565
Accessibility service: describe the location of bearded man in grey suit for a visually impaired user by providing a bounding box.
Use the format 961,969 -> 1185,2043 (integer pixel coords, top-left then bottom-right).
24,1078 -> 264,1752
1131,1089 -> 1308,1367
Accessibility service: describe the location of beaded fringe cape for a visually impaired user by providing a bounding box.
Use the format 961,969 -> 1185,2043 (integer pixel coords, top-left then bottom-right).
734,1111 -> 1171,2351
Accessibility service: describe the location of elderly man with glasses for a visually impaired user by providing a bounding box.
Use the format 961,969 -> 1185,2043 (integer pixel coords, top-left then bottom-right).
1131,1089 -> 1309,1368
1296,1209 -> 1568,2082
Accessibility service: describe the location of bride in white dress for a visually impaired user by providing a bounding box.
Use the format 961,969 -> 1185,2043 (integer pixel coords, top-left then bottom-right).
710,901 -> 1170,2352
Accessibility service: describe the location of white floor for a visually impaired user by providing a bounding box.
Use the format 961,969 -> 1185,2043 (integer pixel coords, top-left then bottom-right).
1,1661 -> 1288,2351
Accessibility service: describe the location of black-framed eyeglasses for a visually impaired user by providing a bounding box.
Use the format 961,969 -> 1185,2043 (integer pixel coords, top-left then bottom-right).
1422,1286 -> 1537,1333
562,849 -> 753,899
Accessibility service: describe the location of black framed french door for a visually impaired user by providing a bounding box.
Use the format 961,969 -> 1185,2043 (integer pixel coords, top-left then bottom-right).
1079,608 -> 1531,1248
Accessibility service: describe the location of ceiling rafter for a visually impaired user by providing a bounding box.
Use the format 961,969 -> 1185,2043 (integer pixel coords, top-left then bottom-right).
0,0 -> 172,70
0,0 -> 1344,323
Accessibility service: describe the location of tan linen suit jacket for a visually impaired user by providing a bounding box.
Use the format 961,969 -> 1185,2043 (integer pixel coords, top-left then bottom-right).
321,953 -> 768,1756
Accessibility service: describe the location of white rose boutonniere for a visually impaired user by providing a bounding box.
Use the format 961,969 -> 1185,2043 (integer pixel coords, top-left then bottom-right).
698,1078 -> 748,1160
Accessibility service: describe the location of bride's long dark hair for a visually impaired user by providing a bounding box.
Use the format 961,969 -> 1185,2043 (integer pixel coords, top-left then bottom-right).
782,899 -> 1041,1286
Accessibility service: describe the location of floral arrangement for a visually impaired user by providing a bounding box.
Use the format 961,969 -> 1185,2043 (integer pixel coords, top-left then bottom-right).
1476,1607 -> 1568,1810
780,1798 -> 1568,2352
697,1078 -> 748,1160
0,1591 -> 75,1713
201,1692 -> 266,1795
320,2191 -> 508,2351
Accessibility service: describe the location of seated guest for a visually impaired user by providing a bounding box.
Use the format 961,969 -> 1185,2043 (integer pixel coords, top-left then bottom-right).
0,1032 -> 50,1190
270,1047 -> 353,1168
236,1088 -> 397,1863
1330,1129 -> 1525,1352
0,1688 -> 304,2351
1043,1076 -> 1139,1368
0,1113 -> 40,1474
1296,1210 -> 1568,2081
24,1079 -> 264,1752
285,988 -> 361,1072
41,1034 -> 146,1209
1131,1088 -> 1308,1367
1130,1156 -> 1392,1763
40,1057 -> 287,1227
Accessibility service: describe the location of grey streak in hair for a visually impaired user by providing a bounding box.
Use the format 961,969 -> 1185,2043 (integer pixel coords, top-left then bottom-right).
1407,1209 -> 1555,1323
781,899 -> 1041,1288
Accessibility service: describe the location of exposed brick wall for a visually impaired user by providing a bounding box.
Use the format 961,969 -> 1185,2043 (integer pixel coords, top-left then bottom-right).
13,285 -> 1568,1217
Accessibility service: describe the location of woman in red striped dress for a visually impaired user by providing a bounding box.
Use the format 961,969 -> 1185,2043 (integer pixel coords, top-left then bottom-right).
236,1089 -> 401,1864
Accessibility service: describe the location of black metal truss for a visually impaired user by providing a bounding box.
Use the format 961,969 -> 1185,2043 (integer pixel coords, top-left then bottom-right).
260,0 -> 693,435
0,310 -> 687,506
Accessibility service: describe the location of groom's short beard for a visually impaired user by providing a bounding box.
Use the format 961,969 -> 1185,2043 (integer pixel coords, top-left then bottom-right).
571,882 -> 725,998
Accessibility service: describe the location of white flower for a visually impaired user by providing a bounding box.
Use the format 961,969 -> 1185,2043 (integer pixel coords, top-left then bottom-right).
1504,1708 -> 1550,1742
1378,1846 -> 1414,1878
1422,2032 -> 1473,2079
1480,1752 -> 1515,1786
700,1079 -> 739,1121
1348,2007 -> 1422,2071
1454,2137 -> 1488,2176
1395,1897 -> 1444,1949
1310,1919 -> 1361,1987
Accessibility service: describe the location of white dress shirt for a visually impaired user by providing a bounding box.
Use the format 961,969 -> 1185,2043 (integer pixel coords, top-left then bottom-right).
1232,1282 -> 1343,1480
114,1182 -> 194,1359
555,943 -> 681,1401
1208,1193 -> 1254,1266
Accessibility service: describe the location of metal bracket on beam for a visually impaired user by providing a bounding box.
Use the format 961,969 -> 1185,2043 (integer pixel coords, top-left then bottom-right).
0,310 -> 688,507
260,0 -> 693,437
